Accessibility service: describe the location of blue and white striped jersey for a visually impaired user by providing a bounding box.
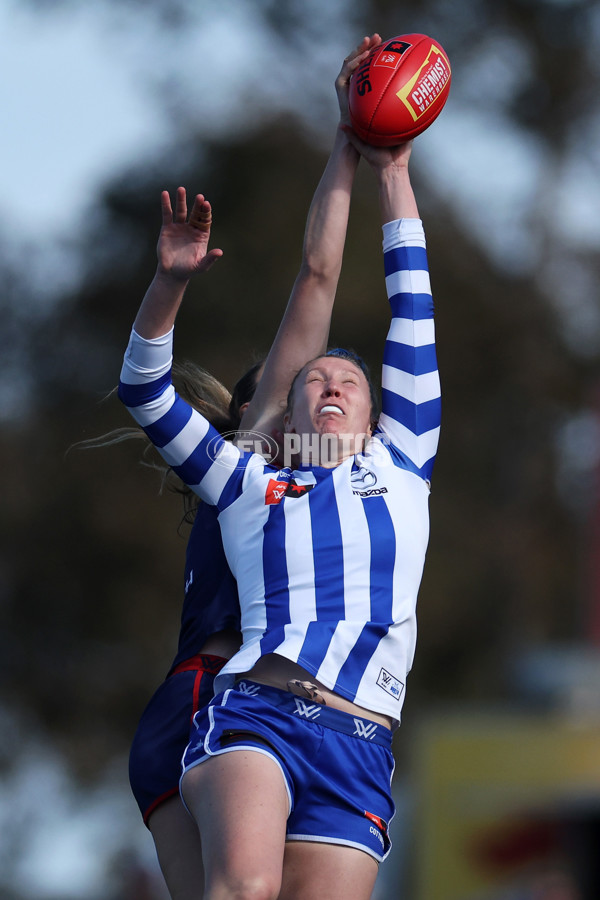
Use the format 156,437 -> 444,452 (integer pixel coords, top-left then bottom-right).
119,218 -> 440,723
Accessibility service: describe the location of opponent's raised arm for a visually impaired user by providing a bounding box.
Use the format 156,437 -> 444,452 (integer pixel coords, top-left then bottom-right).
240,35 -> 382,437
119,187 -> 250,510
133,188 -> 223,339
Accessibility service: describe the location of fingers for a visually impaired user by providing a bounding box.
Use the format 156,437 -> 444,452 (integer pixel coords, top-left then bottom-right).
174,186 -> 188,223
161,186 -> 189,224
339,124 -> 371,155
345,35 -> 369,66
341,33 -> 381,73
188,194 -> 213,232
338,38 -> 367,81
336,33 -> 382,97
160,189 -> 214,232
160,190 -> 173,226
341,124 -> 414,165
201,247 -> 224,272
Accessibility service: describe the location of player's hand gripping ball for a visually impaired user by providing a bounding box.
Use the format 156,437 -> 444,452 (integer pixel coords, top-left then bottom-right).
349,34 -> 451,146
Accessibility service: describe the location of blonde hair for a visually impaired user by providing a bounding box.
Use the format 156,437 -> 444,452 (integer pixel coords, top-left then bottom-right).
74,361 -> 237,521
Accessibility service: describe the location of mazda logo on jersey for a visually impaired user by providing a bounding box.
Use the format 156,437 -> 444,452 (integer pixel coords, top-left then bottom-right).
265,478 -> 315,505
351,466 -> 377,488
351,465 -> 388,497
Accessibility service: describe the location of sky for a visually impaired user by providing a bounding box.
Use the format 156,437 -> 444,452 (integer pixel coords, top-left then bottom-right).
2,4 -> 157,240
0,1 -> 353,247
3,0 -> 600,272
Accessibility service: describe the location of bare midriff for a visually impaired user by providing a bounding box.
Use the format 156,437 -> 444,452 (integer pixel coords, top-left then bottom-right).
241,654 -> 394,730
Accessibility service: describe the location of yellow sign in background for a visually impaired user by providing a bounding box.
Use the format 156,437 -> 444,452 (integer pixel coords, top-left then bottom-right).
413,712 -> 600,899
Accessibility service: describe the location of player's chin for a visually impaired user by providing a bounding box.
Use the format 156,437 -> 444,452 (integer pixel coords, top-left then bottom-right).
322,427 -> 365,448
315,416 -> 345,434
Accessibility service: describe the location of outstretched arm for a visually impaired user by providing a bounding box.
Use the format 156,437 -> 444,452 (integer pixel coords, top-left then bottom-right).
119,188 -> 247,509
133,189 -> 223,339
345,134 -> 440,481
341,131 -> 420,223
240,34 -> 382,437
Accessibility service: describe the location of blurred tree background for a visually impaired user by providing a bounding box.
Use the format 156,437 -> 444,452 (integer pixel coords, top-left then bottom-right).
1,0 -> 600,897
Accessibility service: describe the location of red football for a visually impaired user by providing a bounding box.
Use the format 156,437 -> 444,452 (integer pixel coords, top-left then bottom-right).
349,34 -> 451,146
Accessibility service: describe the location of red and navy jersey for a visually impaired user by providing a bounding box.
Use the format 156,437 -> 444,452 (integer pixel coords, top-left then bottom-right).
167,502 -> 240,675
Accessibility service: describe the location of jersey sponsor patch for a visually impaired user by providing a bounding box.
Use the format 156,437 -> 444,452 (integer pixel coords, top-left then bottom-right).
265,479 -> 289,505
351,466 -> 388,497
377,668 -> 404,700
350,466 -> 377,489
265,478 -> 315,505
353,486 -> 389,497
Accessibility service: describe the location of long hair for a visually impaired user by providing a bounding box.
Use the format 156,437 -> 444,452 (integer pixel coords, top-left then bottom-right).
76,359 -> 261,522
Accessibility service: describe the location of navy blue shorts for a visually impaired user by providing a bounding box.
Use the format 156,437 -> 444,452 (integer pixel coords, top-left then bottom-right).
181,680 -> 395,862
129,654 -> 227,824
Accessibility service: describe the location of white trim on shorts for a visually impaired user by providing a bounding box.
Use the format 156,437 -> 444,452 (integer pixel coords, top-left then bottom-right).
287,832 -> 386,864
178,691 -> 293,817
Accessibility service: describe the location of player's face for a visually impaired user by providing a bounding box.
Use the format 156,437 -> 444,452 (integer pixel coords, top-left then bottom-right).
285,357 -> 373,451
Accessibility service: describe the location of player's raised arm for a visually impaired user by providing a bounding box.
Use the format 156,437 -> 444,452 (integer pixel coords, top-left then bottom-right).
239,35 -> 382,438
133,188 -> 223,339
343,134 -> 440,481
119,189 -> 253,509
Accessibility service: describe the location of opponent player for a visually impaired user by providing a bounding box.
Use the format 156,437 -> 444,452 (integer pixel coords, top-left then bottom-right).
124,35 -> 383,900
119,116 -> 440,900
127,361 -> 259,900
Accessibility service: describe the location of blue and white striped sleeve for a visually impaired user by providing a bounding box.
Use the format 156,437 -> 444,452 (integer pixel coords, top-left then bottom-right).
378,217 -> 441,483
118,328 -> 246,509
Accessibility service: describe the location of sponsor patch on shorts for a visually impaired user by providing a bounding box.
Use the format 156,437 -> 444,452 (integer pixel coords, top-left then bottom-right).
364,810 -> 389,852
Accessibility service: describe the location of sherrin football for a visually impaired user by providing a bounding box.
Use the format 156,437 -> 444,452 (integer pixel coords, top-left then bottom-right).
349,34 -> 451,146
